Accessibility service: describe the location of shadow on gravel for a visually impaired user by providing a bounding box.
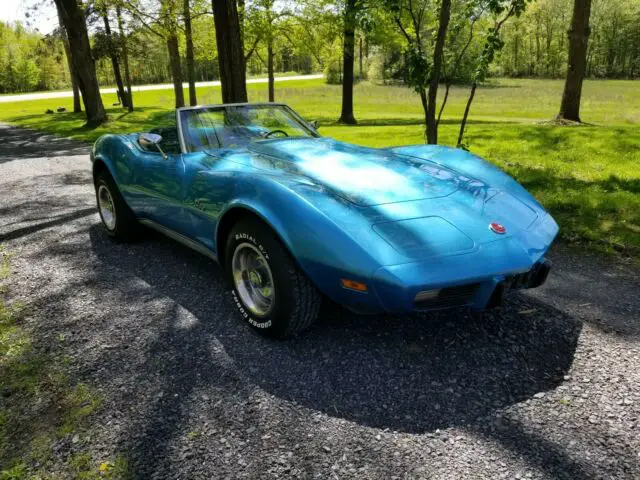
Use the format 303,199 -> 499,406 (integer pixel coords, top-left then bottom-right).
87,226 -> 581,440
50,225 -> 590,478
0,124 -> 89,164
0,208 -> 95,242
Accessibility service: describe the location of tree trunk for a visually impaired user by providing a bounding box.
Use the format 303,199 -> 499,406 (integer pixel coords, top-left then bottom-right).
102,10 -> 127,108
212,0 -> 248,103
56,1 -> 82,113
457,82 -> 477,147
59,22 -> 82,113
117,5 -> 133,112
558,0 -> 592,122
54,0 -> 106,126
535,19 -> 541,74
237,0 -> 245,49
419,88 -> 429,141
338,0 -> 357,124
426,0 -> 451,144
184,0 -> 197,106
167,34 -> 185,108
359,36 -> 363,78
267,37 -> 275,102
436,83 -> 451,127
514,23 -> 520,75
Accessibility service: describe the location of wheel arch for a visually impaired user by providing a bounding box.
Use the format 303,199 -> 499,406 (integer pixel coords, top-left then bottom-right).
215,203 -> 295,269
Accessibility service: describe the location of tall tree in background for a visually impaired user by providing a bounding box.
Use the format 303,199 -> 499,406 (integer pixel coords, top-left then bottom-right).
55,2 -> 82,113
212,0 -> 248,103
426,0 -> 451,143
557,0 -> 592,122
100,5 -> 129,108
123,0 -> 185,108
183,0 -> 197,105
247,0 -> 293,102
338,0 -> 361,124
54,0 -> 106,125
388,0 -> 452,144
163,0 -> 185,108
457,0 -> 531,147
437,1 -> 485,127
116,4 -> 134,111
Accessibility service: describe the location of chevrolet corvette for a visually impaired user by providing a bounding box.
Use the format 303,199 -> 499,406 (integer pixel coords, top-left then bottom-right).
91,102 -> 558,337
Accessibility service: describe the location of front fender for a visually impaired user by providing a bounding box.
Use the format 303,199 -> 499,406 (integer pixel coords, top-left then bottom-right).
92,134 -> 137,188
215,174 -> 388,310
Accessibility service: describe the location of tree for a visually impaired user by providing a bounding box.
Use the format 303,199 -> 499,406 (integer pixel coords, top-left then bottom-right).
54,0 -> 106,126
212,0 -> 248,103
116,4 -> 134,111
122,0 -> 185,108
427,0 -> 451,143
457,0 -> 531,147
163,0 -> 185,108
244,0 -> 294,102
437,0 -> 485,128
99,4 -> 129,108
55,3 -> 82,113
183,0 -> 197,106
557,0 -> 592,122
338,0 -> 361,124
388,0 -> 452,144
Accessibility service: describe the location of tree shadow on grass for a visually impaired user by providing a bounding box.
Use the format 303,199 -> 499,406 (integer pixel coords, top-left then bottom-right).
319,118 -> 524,128
1,108 -> 175,148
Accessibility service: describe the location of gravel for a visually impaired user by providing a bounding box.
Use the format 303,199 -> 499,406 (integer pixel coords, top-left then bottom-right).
1,124 -> 639,479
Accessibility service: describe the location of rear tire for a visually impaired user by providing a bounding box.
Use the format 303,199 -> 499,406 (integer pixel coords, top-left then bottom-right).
225,217 -> 321,338
94,169 -> 139,241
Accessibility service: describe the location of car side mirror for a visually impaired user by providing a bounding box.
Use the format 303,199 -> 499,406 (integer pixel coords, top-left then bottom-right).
139,133 -> 167,159
309,120 -> 319,130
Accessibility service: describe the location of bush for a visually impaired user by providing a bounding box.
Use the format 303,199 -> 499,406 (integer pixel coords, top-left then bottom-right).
324,58 -> 342,85
367,52 -> 386,84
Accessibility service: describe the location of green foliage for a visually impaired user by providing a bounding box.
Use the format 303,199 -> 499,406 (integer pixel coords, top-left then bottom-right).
497,0 -> 640,79
0,21 -> 67,94
473,0 -> 532,83
323,40 -> 344,85
367,51 -> 387,83
1,0 -> 639,94
405,45 -> 431,94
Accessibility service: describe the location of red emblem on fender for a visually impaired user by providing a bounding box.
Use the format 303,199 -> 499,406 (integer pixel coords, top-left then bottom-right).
489,222 -> 506,234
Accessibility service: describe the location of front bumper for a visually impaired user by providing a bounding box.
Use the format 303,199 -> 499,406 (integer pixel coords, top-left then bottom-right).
370,257 -> 552,314
368,219 -> 556,315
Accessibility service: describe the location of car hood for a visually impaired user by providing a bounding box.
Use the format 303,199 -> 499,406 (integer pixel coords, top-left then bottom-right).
233,137 -> 546,258
247,137 -> 461,206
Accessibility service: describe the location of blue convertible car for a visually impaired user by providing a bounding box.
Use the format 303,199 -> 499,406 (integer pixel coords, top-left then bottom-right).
91,102 -> 558,337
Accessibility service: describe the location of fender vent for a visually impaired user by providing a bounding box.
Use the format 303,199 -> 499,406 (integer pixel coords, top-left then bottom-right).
414,283 -> 480,310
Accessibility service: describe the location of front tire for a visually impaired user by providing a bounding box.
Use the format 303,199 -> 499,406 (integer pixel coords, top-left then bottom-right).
94,169 -> 139,241
225,218 -> 321,338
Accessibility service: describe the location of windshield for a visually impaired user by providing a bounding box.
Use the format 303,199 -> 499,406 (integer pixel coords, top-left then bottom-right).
179,104 -> 317,152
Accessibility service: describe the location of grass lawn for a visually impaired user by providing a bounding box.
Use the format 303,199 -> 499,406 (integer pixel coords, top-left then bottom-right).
0,77 -> 638,255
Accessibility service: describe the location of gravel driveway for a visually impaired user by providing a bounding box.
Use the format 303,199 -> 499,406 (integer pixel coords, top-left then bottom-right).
1,124 -> 639,479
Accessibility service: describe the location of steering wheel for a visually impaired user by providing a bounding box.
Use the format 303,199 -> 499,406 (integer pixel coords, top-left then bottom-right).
262,129 -> 289,139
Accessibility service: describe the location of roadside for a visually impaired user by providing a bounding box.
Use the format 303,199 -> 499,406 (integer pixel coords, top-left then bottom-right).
0,125 -> 639,479
0,74 -> 323,104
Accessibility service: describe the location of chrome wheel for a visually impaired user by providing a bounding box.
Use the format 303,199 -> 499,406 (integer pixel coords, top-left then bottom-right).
231,242 -> 275,317
98,184 -> 116,230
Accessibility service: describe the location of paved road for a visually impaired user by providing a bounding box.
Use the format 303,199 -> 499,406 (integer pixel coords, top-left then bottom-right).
1,124 -> 639,479
0,74 -> 324,104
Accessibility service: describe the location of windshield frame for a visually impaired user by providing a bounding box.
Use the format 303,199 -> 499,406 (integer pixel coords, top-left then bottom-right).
176,103 -> 320,154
